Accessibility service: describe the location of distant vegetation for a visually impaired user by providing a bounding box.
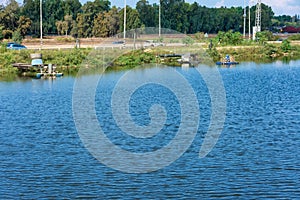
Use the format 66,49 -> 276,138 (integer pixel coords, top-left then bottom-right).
0,0 -> 299,41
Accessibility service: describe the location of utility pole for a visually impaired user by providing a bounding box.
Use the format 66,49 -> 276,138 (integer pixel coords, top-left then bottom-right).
248,0 -> 251,39
40,0 -> 43,49
123,0 -> 126,46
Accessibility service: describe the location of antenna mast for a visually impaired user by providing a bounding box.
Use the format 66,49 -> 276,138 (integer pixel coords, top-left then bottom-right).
255,0 -> 261,32
253,0 -> 261,40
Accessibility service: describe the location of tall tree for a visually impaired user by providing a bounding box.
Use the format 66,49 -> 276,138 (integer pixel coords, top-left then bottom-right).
0,0 -> 21,31
21,0 -> 40,35
161,0 -> 189,33
136,0 -> 156,27
17,15 -> 32,37
93,6 -> 119,37
119,6 -> 143,34
81,0 -> 110,20
44,0 -> 65,34
62,0 -> 81,20
76,13 -> 93,38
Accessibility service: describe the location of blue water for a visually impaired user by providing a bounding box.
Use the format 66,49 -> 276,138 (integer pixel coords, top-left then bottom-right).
1,61 -> 300,199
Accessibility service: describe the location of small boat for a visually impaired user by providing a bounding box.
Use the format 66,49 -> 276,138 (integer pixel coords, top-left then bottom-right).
216,55 -> 239,66
216,61 -> 239,65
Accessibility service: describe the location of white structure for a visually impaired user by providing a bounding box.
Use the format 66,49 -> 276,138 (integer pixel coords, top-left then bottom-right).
40,0 -> 43,49
253,0 -> 262,40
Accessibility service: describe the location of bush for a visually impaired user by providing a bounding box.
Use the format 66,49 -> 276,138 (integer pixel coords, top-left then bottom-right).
215,30 -> 243,46
255,31 -> 278,44
206,47 -> 220,61
0,26 -> 3,41
55,37 -> 75,43
2,30 -> 13,39
263,44 -> 281,57
12,30 -> 23,44
288,34 -> 300,40
281,40 -> 291,53
194,32 -> 205,41
182,37 -> 195,46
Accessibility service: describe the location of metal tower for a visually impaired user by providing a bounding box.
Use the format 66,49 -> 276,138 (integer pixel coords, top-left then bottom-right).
252,0 -> 261,40
255,0 -> 262,32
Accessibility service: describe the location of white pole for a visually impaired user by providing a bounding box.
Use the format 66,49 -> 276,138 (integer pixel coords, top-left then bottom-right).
40,0 -> 43,49
123,0 -> 126,45
248,0 -> 251,39
159,0 -> 161,38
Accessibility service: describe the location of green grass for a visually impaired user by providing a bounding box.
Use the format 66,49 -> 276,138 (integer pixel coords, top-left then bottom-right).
1,42 -> 300,78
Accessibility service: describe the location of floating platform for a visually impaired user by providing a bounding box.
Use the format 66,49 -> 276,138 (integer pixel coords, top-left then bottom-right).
12,53 -> 63,79
36,72 -> 63,79
216,61 -> 239,65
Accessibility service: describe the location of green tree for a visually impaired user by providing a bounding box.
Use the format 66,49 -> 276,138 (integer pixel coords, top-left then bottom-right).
255,31 -> 277,43
76,13 -> 92,38
0,26 -> 3,41
63,15 -> 73,36
44,0 -> 65,34
182,36 -> 194,46
62,0 -> 81,20
12,30 -> 23,43
81,0 -> 110,20
21,0 -> 40,35
281,39 -> 291,53
216,30 -> 243,46
119,6 -> 143,34
93,7 -> 120,37
55,21 -> 63,35
261,3 -> 274,30
161,0 -> 189,33
17,15 -> 32,37
0,0 -> 21,31
136,0 -> 156,27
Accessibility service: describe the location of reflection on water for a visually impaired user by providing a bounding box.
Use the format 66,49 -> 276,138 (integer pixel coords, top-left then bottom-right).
0,61 -> 299,199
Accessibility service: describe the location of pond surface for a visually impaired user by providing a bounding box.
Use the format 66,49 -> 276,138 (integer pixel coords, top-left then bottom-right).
0,61 -> 299,199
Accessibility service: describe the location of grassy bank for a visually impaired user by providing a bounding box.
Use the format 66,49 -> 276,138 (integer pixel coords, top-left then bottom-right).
207,43 -> 300,62
0,46 -> 91,76
1,41 -> 300,78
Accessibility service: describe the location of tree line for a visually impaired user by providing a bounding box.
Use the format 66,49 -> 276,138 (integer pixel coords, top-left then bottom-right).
0,0 -> 297,40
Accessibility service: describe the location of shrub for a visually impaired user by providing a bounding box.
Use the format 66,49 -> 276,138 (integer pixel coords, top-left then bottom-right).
2,30 -> 13,39
263,44 -> 281,57
255,31 -> 278,44
55,37 -> 75,43
12,30 -> 23,44
0,26 -> 3,41
281,39 -> 291,53
215,30 -> 243,46
182,37 -> 195,46
194,32 -> 205,41
288,34 -> 300,40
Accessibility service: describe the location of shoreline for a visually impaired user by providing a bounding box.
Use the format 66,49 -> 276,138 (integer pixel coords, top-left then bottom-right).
1,41 -> 300,78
